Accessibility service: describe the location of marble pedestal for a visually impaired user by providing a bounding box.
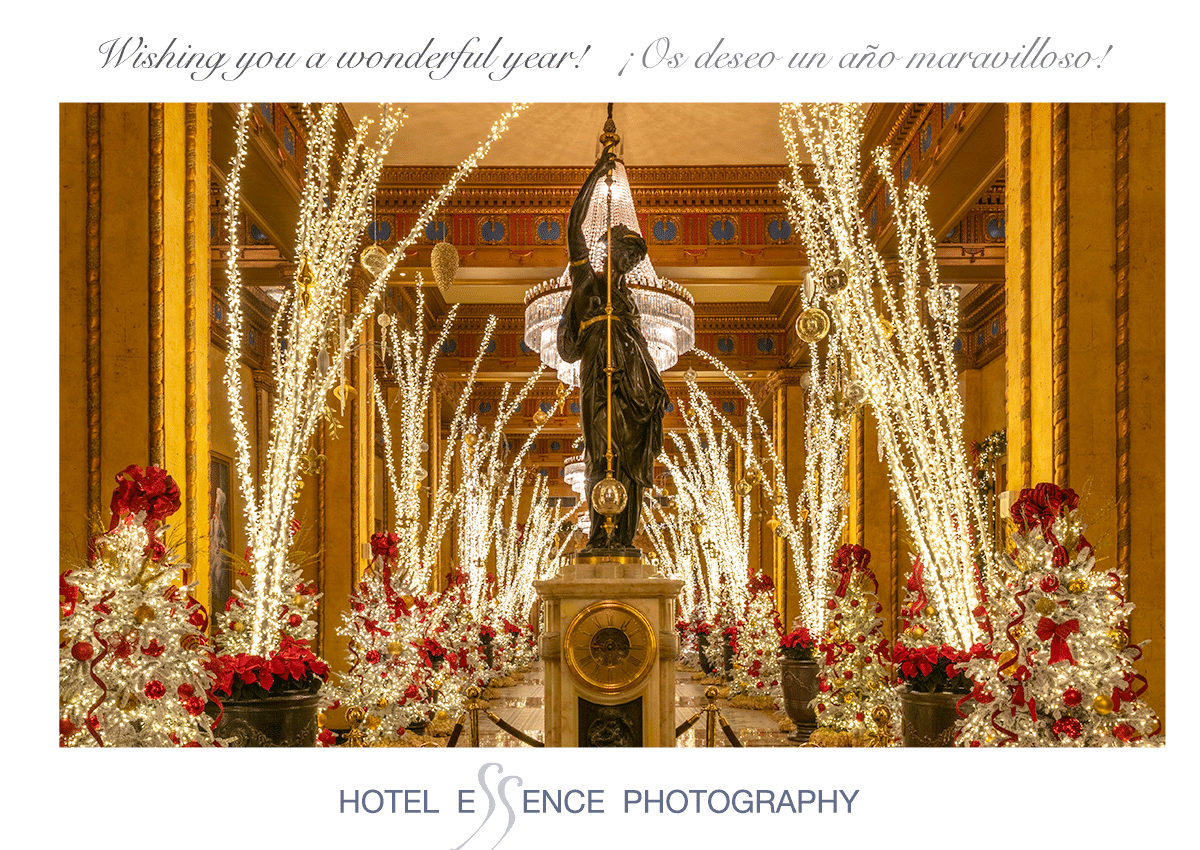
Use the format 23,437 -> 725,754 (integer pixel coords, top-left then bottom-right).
534,558 -> 682,747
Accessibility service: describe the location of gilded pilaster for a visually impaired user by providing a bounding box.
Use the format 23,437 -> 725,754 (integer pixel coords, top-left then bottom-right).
1051,103 -> 1070,486
86,104 -> 102,525
1114,103 -> 1131,579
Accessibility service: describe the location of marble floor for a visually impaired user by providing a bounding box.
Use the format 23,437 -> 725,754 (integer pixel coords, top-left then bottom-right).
452,661 -> 795,748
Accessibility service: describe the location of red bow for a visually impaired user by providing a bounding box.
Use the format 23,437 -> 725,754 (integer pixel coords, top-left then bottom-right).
1010,483 -> 1091,565
1035,616 -> 1079,665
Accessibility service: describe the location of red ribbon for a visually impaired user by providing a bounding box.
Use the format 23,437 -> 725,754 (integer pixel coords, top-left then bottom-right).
84,592 -> 117,747
60,571 -> 79,617
832,544 -> 876,598
1010,665 -> 1038,722
905,559 -> 928,617
1035,617 -> 1079,665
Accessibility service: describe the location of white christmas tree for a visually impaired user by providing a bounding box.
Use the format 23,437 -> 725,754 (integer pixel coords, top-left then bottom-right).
811,544 -> 899,739
956,484 -> 1163,747
59,465 -> 222,747
729,572 -> 785,706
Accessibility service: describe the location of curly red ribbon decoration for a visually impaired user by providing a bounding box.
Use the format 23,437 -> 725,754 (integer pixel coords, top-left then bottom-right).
904,559 -> 928,616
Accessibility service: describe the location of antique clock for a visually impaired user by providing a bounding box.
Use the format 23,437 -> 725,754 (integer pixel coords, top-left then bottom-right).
563,600 -> 657,693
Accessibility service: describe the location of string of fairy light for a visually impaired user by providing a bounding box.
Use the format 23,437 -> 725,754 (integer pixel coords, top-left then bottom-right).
779,103 -> 990,648
223,102 -> 526,653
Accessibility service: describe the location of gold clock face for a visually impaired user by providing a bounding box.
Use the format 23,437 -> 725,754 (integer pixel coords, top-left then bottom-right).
564,601 -> 656,693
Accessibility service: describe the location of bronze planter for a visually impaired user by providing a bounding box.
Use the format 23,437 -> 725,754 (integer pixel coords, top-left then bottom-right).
209,691 -> 321,747
779,657 -> 819,743
897,686 -> 962,747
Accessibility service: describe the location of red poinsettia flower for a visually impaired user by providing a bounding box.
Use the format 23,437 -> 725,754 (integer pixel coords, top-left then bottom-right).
318,728 -> 337,747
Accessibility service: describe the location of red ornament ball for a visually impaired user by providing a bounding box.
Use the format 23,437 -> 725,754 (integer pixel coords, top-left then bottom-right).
288,614 -> 302,627
145,680 -> 166,700
850,599 -> 860,607
185,696 -> 206,717
365,650 -> 381,664
1040,574 -> 1060,593
826,599 -> 838,610
60,717 -> 78,737
1052,716 -> 1082,739
1113,723 -> 1136,743
71,641 -> 94,662
178,683 -> 195,699
844,670 -> 854,680
1063,687 -> 1082,706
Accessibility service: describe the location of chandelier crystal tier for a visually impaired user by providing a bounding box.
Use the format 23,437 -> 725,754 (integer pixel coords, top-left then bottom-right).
524,111 -> 694,387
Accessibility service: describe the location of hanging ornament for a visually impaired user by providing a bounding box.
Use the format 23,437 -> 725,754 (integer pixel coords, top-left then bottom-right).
316,348 -> 332,377
295,254 -> 315,310
795,306 -> 831,343
766,516 -> 780,533
822,257 -> 851,294
803,270 -> 816,303
333,384 -> 357,405
686,367 -> 697,382
360,244 -> 390,278
1093,694 -> 1114,715
734,478 -> 753,497
1068,579 -> 1088,594
877,316 -> 894,339
463,432 -> 477,447
431,241 -> 459,293
592,476 -> 627,527
1108,628 -> 1128,650
133,604 -> 156,624
1034,597 -> 1057,615
844,380 -> 868,407
533,409 -> 549,426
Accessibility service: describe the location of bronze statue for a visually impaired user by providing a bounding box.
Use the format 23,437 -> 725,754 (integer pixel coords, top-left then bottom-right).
558,146 -> 668,554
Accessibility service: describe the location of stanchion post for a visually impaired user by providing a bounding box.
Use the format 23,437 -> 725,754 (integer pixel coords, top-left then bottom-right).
464,684 -> 482,748
704,686 -> 719,748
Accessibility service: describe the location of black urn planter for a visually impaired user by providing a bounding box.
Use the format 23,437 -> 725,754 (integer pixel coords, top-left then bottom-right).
897,686 -> 962,747
482,644 -> 494,669
779,658 -> 819,744
208,691 -> 321,747
722,637 -> 734,675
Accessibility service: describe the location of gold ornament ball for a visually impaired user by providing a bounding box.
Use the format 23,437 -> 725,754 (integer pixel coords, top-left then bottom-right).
690,522 -> 704,535
829,629 -> 845,644
735,478 -> 753,497
120,693 -> 140,712
592,476 -> 627,517
923,605 -> 936,618
871,705 -> 891,726
1093,694 -> 1114,715
387,641 -> 405,655
376,698 -> 388,708
907,625 -> 926,640
996,650 -> 1019,676
533,409 -> 549,426
463,432 -> 477,447
1034,597 -> 1057,615
365,715 -> 382,730
1108,629 -> 1128,650
292,595 -> 304,606
133,604 -> 156,624
180,634 -> 201,651
431,241 -> 460,293
1068,579 -> 1088,594
346,706 -> 366,724
795,306 -> 831,344
1011,624 -> 1027,639
231,620 -> 245,633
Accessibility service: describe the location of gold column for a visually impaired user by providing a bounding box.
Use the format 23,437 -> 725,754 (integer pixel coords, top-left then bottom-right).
1002,102 -> 1165,723
60,104 -> 211,597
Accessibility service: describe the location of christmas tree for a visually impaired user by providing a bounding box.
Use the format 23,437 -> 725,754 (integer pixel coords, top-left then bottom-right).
812,544 -> 899,739
213,517 -> 320,655
956,484 -> 1163,746
59,465 -> 222,747
729,572 -> 784,706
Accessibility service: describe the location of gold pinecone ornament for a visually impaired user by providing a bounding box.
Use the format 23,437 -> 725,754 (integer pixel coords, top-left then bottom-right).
431,241 -> 459,293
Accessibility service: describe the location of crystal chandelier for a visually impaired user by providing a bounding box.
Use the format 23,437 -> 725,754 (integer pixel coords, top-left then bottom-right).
523,112 -> 695,387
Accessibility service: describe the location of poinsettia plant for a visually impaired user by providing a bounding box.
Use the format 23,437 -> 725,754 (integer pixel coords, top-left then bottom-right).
479,624 -> 496,645
206,636 -> 330,701
780,627 -> 817,662
893,642 -> 990,694
693,621 -> 712,637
